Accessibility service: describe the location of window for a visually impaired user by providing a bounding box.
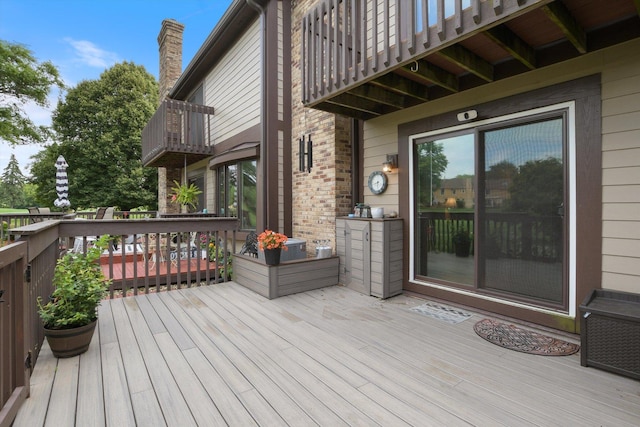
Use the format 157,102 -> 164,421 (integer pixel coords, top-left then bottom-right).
216,160 -> 257,230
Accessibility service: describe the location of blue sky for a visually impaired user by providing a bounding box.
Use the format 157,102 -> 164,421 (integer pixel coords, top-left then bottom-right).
0,0 -> 233,176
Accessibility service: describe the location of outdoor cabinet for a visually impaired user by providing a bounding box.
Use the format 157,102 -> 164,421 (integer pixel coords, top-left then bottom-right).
336,217 -> 403,299
579,289 -> 640,380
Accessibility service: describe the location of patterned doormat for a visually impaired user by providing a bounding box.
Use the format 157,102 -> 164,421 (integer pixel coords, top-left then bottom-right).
409,301 -> 473,324
473,318 -> 580,356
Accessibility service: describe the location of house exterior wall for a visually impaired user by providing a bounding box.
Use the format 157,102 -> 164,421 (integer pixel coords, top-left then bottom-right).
291,0 -> 355,254
204,19 -> 261,145
363,38 -> 640,297
601,42 -> 640,293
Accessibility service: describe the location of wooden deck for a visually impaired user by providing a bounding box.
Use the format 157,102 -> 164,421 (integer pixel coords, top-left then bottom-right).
13,284 -> 640,426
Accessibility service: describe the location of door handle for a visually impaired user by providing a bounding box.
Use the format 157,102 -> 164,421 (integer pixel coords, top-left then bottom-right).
0,289 -> 5,303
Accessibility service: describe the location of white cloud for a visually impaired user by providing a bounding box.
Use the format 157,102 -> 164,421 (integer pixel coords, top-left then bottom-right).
64,38 -> 119,68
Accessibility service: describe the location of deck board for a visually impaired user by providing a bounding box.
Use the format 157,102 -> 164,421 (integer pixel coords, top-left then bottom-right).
13,283 -> 640,427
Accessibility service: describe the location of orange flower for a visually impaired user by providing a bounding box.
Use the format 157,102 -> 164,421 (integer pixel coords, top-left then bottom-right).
257,229 -> 288,251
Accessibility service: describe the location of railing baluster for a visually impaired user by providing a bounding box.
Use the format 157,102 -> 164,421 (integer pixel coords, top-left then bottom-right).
383,0 -> 390,66
394,0 -> 401,61
351,0 -> 358,81
360,0 -> 367,77
437,0 -> 445,41
341,0 -> 348,84
455,0 -> 463,34
407,0 -> 416,54
333,0 -> 340,88
318,2 -> 329,95
371,0 -> 378,71
421,0 -> 429,47
301,14 -> 307,103
472,0 -> 480,24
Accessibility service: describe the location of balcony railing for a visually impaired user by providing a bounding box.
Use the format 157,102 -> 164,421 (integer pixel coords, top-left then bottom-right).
301,0 -> 640,120
142,99 -> 216,168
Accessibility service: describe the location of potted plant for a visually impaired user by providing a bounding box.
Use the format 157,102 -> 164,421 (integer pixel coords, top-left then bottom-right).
257,229 -> 288,265
199,233 -> 233,281
452,228 -> 472,257
170,180 -> 202,212
38,234 -> 112,357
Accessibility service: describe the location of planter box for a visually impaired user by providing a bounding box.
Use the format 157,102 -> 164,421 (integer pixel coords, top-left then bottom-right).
233,255 -> 339,299
579,289 -> 640,379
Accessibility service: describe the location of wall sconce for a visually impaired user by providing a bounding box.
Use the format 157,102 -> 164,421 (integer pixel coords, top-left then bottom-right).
299,133 -> 313,173
382,154 -> 398,173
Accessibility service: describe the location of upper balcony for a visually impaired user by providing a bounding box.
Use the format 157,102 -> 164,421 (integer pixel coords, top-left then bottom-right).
301,0 -> 640,121
142,99 -> 216,168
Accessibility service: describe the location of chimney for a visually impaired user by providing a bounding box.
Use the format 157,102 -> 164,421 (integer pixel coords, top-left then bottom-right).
157,19 -> 185,214
158,19 -> 185,101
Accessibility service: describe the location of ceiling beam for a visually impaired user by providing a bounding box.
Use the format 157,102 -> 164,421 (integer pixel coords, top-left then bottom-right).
437,44 -> 494,82
484,25 -> 537,70
402,60 -> 459,93
542,1 -> 587,54
369,73 -> 430,101
327,92 -> 395,116
348,85 -> 421,109
319,102 -> 378,121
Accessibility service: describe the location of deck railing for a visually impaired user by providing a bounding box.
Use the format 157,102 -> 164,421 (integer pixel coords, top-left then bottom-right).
301,0 -> 545,107
0,241 -> 29,426
142,99 -> 216,168
419,211 -> 562,261
0,216 -> 240,424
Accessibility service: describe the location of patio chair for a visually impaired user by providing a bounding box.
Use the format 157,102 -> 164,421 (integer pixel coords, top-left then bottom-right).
103,207 -> 114,219
94,207 -> 107,219
141,233 -> 167,268
239,231 -> 258,258
28,206 -> 42,223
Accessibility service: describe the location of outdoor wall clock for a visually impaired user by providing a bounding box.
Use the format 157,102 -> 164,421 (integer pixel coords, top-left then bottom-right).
368,170 -> 388,195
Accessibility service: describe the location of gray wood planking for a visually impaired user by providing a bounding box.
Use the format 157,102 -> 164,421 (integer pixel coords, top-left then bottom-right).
13,283 -> 640,427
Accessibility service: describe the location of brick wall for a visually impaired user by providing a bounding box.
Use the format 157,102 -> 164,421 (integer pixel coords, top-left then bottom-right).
291,1 -> 354,254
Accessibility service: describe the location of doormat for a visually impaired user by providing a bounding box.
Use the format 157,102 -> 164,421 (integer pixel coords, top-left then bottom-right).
409,301 -> 473,324
473,318 -> 580,356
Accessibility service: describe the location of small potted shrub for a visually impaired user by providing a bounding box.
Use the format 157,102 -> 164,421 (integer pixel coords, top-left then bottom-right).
452,228 -> 472,257
38,235 -> 112,357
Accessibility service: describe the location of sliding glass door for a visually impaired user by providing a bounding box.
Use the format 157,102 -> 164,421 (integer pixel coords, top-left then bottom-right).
414,110 -> 568,309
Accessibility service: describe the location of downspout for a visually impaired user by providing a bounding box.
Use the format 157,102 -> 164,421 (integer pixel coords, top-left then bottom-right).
247,0 -> 268,232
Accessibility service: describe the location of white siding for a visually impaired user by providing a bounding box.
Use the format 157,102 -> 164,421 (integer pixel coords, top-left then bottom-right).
363,38 -> 640,294
205,19 -> 261,144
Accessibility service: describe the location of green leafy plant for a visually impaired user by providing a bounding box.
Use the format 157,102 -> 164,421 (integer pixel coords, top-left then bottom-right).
198,233 -> 233,279
170,180 -> 202,210
38,235 -> 112,329
452,228 -> 472,257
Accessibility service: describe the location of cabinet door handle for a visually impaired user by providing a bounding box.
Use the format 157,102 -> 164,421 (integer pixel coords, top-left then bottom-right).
365,231 -> 369,242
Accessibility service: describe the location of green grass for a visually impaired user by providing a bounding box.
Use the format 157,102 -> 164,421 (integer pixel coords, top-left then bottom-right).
0,208 -> 28,214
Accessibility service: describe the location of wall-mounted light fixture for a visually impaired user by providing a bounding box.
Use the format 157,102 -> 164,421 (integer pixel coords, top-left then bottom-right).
299,133 -> 313,173
382,154 -> 398,173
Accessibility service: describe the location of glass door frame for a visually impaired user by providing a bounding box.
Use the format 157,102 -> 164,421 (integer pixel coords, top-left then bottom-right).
408,101 -> 577,316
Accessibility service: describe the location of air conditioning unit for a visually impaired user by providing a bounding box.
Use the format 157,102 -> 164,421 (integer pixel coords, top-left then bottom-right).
258,238 -> 307,262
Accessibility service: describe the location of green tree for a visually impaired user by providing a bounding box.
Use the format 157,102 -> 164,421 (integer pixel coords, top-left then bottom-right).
31,62 -> 158,210
0,40 -> 64,145
416,141 -> 448,208
509,157 -> 563,215
29,144 -> 59,207
0,153 -> 27,208
486,160 -> 518,180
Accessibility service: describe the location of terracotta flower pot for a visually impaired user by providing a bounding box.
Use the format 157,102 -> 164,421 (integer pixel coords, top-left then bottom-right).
44,320 -> 97,358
